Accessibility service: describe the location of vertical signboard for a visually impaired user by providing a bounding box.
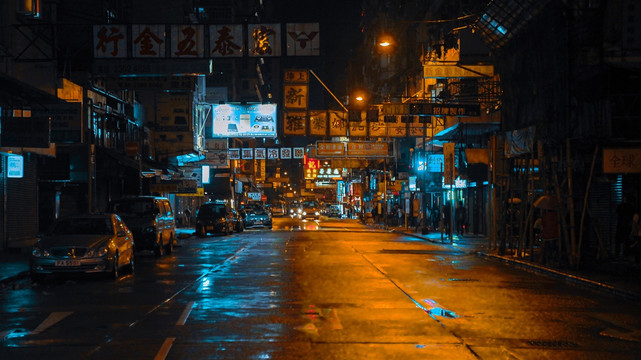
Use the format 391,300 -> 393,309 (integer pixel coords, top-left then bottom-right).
443,142 -> 455,185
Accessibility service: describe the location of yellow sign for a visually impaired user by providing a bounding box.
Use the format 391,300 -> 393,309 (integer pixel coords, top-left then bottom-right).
423,64 -> 494,78
283,84 -> 308,109
603,148 -> 641,173
175,188 -> 205,197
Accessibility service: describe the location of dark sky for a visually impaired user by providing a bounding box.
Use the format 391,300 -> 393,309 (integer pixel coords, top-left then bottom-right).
272,0 -> 364,96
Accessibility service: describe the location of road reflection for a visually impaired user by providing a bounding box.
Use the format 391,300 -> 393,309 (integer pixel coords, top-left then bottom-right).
271,216 -> 320,231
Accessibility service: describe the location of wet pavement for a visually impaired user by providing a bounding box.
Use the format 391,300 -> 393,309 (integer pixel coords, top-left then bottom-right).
3,221 -> 641,303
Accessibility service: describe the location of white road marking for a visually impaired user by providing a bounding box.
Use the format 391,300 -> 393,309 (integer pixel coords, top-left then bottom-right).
30,311 -> 73,335
154,337 -> 175,360
176,301 -> 194,325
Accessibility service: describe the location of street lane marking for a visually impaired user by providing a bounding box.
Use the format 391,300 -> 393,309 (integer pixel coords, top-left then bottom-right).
154,337 -> 175,360
31,311 -> 73,335
176,301 -> 194,325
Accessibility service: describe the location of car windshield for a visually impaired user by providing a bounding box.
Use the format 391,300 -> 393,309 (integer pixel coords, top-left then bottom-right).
111,200 -> 155,216
303,201 -> 319,208
51,218 -> 113,235
199,204 -> 226,217
244,204 -> 266,214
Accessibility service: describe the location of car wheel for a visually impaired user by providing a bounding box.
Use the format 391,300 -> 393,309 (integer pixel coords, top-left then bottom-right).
196,225 -> 206,237
165,235 -> 173,254
128,252 -> 135,274
154,236 -> 164,257
112,252 -> 120,279
30,273 -> 45,284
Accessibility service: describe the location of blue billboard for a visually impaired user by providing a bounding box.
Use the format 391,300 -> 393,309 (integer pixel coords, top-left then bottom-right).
211,103 -> 277,138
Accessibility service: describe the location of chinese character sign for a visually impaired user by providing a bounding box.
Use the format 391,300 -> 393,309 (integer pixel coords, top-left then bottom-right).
281,148 -> 292,159
283,111 -> 306,135
210,24 -> 243,57
603,148 -> 641,173
248,24 -> 281,57
284,70 -> 309,83
328,111 -> 347,137
242,148 -> 253,159
309,111 -> 328,136
228,148 -> 241,160
132,25 -> 165,58
255,148 -> 266,160
94,25 -> 127,58
283,84 -> 308,110
267,148 -> 279,159
286,23 -> 320,56
293,147 -> 305,159
171,25 -> 204,58
443,142 -> 455,185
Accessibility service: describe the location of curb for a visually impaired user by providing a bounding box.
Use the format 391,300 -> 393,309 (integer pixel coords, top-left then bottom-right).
0,270 -> 30,286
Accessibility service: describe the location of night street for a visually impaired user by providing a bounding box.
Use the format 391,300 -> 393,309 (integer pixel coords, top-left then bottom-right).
2,218 -> 641,359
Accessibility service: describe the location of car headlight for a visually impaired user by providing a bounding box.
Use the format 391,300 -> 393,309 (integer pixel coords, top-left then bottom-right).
315,211 -> 320,216
32,248 -> 49,257
87,246 -> 109,257
303,211 -> 307,216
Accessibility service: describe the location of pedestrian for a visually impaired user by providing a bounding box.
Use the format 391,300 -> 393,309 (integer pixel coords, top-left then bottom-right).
630,213 -> 641,266
455,201 -> 467,235
431,206 -> 440,231
615,195 -> 636,259
443,203 -> 452,236
184,208 -> 192,227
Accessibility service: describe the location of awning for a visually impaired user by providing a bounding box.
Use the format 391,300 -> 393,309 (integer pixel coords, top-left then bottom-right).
0,72 -> 64,109
433,122 -> 500,142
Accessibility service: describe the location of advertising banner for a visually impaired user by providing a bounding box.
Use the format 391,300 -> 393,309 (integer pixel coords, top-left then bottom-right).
211,103 -> 277,138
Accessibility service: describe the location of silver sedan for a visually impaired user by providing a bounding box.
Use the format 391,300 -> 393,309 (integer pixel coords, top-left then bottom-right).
30,213 -> 135,282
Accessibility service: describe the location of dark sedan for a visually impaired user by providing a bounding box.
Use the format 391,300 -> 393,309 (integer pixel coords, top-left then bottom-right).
195,201 -> 236,236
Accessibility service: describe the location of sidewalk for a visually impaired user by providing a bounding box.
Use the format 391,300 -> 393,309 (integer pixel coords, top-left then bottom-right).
3,225 -> 641,303
377,223 -> 641,303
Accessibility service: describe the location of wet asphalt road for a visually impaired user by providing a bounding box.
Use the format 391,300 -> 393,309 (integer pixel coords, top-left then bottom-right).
2,217 -> 641,359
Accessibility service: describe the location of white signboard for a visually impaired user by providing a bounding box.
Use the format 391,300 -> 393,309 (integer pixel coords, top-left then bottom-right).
7,154 -> 24,178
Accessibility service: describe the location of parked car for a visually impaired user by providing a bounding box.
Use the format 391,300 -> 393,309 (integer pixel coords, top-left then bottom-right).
232,209 -> 245,232
109,196 -> 176,257
243,203 -> 273,229
328,204 -> 342,218
195,201 -> 236,236
30,213 -> 135,282
271,204 -> 286,217
302,200 -> 321,220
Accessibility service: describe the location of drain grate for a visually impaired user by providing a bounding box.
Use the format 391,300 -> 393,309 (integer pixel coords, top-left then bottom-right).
527,340 -> 578,348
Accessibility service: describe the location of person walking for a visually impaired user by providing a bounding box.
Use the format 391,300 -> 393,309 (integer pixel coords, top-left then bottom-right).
443,203 -> 452,236
455,201 -> 467,236
615,195 -> 636,259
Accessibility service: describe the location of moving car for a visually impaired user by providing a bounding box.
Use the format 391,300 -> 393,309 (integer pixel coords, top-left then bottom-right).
302,200 -> 321,220
195,201 -> 236,236
243,203 -> 273,229
30,213 -> 135,281
109,196 -> 176,257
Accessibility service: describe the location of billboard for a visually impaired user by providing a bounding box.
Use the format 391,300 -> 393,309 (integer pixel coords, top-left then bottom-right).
211,103 -> 277,138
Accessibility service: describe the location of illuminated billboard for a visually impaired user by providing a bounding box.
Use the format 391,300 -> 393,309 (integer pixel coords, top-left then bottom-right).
211,103 -> 277,138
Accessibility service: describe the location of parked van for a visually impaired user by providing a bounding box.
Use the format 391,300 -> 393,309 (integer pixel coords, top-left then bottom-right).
109,196 -> 176,257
